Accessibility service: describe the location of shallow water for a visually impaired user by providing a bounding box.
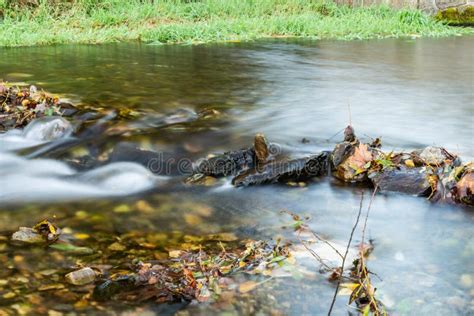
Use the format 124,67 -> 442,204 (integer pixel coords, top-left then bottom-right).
0,36 -> 473,315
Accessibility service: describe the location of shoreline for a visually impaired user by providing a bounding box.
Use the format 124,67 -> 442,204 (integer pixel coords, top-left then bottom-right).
0,1 -> 472,47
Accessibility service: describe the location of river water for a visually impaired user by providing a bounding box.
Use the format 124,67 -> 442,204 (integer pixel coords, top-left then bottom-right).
0,36 -> 473,315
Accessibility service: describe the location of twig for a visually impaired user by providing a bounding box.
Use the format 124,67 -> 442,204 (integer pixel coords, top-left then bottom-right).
328,191 -> 364,316
357,186 -> 383,315
326,127 -> 345,142
361,186 -> 378,247
296,230 -> 333,271
310,230 -> 344,260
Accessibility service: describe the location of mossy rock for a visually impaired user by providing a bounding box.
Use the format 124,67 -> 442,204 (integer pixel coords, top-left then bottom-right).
435,6 -> 474,26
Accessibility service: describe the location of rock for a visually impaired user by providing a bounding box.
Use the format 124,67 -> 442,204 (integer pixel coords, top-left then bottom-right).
331,141 -> 355,168
232,152 -> 329,187
343,125 -> 356,142
57,102 -> 78,117
65,267 -> 96,285
452,169 -> 474,206
184,173 -> 217,186
93,276 -> 137,301
419,146 -> 455,166
22,117 -> 73,141
195,148 -> 255,177
75,162 -> 159,194
107,143 -> 192,176
11,227 -> 44,243
370,167 -> 432,196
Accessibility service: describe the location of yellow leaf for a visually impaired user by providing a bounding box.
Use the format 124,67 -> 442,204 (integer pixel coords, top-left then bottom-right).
73,233 -> 90,240
341,282 -> 360,291
405,159 -> 415,168
168,250 -> 183,258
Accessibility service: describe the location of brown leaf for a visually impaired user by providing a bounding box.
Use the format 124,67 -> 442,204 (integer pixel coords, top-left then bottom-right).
348,143 -> 373,170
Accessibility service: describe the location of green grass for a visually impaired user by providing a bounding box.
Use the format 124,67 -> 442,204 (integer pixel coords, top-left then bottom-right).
0,0 -> 471,47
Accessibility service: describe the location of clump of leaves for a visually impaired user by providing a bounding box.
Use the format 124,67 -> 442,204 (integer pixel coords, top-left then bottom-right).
93,239 -> 290,303
336,143 -> 375,182
0,82 -> 63,130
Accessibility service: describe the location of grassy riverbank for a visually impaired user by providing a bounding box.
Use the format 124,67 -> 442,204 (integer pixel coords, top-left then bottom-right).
0,0 -> 471,47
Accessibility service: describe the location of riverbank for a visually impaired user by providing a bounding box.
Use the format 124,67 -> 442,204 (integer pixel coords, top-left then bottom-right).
0,0 -> 471,47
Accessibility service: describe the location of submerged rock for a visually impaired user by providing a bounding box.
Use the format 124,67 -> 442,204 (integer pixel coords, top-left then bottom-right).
65,267 -> 97,286
75,162 -> 160,194
11,227 -> 44,244
107,143 -> 192,176
22,117 -> 73,141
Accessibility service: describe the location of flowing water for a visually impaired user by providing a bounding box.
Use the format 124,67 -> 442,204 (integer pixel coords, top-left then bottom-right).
0,36 -> 473,315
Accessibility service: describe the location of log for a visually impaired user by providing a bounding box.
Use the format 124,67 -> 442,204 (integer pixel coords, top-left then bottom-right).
195,147 -> 256,177
232,152 -> 330,187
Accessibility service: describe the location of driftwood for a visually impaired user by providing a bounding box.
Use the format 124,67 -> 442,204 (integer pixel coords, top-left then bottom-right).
190,126 -> 473,207
232,152 -> 330,187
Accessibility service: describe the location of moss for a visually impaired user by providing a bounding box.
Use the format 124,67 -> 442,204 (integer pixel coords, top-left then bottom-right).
435,6 -> 474,26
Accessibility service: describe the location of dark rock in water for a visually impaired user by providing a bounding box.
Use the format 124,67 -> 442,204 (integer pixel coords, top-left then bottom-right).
93,276 -> 137,301
58,102 -> 78,117
344,125 -> 356,142
370,167 -> 432,196
331,141 -> 355,168
195,148 -> 256,177
67,155 -> 98,171
232,152 -> 330,187
108,143 -> 193,176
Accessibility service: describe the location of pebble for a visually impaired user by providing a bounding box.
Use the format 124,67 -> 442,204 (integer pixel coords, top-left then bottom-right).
65,267 -> 96,286
11,228 -> 44,244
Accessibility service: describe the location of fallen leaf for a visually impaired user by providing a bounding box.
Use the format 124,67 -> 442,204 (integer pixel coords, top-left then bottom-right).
405,159 -> 415,168
168,250 -> 183,258
349,143 -> 373,169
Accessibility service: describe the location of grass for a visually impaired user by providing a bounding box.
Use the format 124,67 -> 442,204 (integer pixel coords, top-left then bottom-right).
0,0 -> 471,47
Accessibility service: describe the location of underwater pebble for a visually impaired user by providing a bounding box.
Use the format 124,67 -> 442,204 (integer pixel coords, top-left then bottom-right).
65,267 -> 96,286
11,227 -> 44,243
108,242 -> 126,251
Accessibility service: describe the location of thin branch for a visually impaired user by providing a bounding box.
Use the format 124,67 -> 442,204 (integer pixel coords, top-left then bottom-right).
361,185 -> 378,247
310,230 -> 344,260
296,230 -> 333,271
328,191 -> 364,316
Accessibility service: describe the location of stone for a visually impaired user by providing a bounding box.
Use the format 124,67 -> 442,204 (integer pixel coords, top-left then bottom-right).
22,117 -> 73,141
65,267 -> 96,286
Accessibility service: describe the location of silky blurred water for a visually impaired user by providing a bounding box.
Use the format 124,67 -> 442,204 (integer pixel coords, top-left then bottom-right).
0,36 -> 473,315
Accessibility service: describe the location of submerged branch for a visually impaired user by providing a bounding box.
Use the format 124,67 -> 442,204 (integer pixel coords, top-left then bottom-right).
328,191 -> 365,316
